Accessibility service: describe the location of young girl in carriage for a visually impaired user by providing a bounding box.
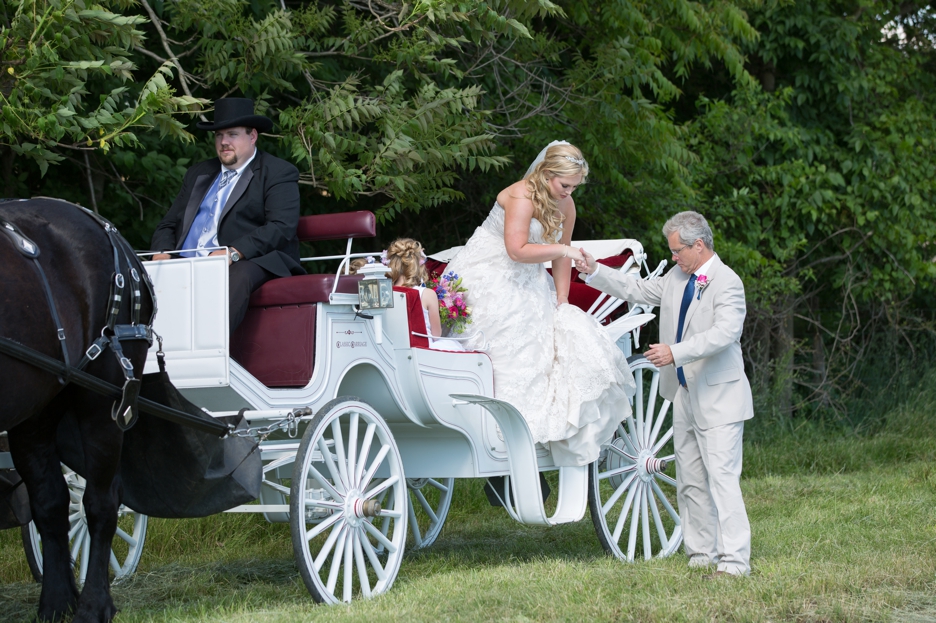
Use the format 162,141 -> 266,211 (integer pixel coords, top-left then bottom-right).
384,238 -> 466,352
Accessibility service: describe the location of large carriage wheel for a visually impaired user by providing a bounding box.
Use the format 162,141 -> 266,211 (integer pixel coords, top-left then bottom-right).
21,466 -> 147,583
405,477 -> 454,549
290,397 -> 407,604
588,355 -> 682,561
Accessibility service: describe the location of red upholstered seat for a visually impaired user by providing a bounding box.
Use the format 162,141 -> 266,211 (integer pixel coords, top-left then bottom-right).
230,211 -> 376,387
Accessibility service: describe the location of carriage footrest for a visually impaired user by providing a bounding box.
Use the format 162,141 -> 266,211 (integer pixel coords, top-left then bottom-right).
450,394 -> 588,526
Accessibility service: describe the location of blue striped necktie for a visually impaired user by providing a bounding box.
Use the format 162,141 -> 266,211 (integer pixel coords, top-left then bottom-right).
676,274 -> 697,387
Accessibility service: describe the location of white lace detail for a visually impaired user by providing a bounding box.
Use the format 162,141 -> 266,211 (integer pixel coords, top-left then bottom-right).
447,203 -> 636,466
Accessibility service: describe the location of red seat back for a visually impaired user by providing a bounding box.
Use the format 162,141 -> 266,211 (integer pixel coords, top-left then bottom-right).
393,286 -> 430,349
296,211 -> 375,242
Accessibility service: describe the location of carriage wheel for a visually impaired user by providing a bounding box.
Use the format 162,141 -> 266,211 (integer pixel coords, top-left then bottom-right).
21,466 -> 147,583
588,355 -> 682,562
290,397 -> 407,604
405,477 -> 454,549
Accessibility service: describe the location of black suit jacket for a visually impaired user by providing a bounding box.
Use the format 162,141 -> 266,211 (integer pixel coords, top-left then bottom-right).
151,150 -> 305,278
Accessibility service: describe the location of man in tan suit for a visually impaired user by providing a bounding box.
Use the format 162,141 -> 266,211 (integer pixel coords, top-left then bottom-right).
576,211 -> 753,576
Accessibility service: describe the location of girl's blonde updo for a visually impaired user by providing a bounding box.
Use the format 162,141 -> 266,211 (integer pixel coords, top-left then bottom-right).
524,143 -> 589,243
385,238 -> 429,287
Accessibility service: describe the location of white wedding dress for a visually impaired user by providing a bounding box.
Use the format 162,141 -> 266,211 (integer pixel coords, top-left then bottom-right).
447,202 -> 636,466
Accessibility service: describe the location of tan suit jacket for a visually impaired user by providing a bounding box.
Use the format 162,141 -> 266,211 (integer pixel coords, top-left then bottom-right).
589,255 -> 753,429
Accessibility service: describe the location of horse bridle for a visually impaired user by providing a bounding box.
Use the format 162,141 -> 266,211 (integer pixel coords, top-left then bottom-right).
0,200 -> 157,431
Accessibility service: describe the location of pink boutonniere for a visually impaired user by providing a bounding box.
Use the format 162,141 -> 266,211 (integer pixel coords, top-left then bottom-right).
696,274 -> 709,300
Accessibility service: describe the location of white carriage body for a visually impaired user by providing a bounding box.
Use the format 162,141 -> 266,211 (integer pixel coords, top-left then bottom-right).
132,222 -> 680,601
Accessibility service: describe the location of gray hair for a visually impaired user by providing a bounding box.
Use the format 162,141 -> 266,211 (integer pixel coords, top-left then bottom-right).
662,211 -> 714,250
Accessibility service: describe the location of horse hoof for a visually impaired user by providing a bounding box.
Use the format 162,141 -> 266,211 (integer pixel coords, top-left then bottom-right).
71,601 -> 118,623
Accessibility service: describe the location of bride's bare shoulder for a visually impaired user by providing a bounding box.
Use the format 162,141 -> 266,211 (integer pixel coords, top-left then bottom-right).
496,180 -> 533,211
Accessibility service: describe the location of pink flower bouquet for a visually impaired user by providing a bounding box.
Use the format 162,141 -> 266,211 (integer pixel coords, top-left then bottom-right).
430,271 -> 472,334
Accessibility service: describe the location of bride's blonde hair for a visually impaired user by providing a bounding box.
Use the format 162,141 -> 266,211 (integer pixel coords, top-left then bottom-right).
524,143 -> 589,243
385,238 -> 429,287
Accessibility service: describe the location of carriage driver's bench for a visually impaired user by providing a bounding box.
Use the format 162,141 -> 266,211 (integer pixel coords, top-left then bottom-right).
230,211 -> 374,387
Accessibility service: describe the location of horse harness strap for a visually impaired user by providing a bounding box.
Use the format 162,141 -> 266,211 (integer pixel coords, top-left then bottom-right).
1,221 -> 72,375
1,206 -> 156,431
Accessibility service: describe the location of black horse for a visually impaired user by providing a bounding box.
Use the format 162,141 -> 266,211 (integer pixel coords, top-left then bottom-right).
1,197 -> 154,622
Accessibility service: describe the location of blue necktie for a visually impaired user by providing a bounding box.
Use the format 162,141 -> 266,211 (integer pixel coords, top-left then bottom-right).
180,170 -> 236,256
676,274 -> 697,387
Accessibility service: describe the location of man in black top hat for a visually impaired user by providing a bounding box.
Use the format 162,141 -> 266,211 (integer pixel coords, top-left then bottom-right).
151,98 -> 305,332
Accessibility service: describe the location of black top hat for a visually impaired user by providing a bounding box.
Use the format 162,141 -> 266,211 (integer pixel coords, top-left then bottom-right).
196,98 -> 273,133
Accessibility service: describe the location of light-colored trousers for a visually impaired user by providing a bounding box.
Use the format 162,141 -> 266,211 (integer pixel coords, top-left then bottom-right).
674,387 -> 751,575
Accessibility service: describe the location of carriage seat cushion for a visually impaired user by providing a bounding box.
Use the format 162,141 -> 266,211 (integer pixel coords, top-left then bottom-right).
230,274 -> 365,388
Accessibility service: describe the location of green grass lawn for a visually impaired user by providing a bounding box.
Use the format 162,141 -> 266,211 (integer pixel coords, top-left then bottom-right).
2,380 -> 935,622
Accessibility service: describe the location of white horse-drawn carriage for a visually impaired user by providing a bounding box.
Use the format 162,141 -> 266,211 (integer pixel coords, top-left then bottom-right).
13,210 -> 680,604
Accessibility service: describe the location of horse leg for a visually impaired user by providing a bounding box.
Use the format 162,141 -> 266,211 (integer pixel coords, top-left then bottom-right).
69,394 -> 123,623
8,415 -> 80,622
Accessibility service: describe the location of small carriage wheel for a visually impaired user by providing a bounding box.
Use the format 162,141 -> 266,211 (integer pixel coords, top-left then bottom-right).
588,355 -> 682,562
403,477 -> 454,549
21,466 -> 147,583
290,397 -> 407,604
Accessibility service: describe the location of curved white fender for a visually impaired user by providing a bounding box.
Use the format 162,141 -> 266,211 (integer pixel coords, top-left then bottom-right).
450,394 -> 587,526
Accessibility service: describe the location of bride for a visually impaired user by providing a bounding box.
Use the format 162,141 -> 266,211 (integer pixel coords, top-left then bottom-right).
447,141 -> 635,466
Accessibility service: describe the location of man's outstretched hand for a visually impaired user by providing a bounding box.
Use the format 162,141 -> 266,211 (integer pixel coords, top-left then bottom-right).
645,343 -> 674,367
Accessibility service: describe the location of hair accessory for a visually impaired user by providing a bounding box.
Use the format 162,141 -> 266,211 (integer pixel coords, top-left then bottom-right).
380,250 -> 389,266
419,251 -> 427,266
564,155 -> 586,166
365,256 -> 376,264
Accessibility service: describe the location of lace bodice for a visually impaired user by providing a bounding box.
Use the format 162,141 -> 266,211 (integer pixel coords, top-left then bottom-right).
479,201 -> 549,244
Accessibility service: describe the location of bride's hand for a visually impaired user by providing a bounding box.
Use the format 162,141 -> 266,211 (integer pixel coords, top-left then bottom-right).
564,246 -> 584,262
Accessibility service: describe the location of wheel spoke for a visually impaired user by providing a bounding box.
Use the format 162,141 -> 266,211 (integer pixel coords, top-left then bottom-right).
611,479 -> 639,543
330,419 -> 351,491
109,549 -> 121,575
657,473 -> 677,488
364,475 -> 399,501
407,496 -> 423,548
359,529 -> 387,581
426,478 -> 449,493
354,423 -> 376,486
70,525 -> 86,562
413,489 -> 439,524
78,530 -> 90,584
650,427 -> 674,456
598,463 -> 637,481
313,521 -> 345,571
303,462 -> 343,501
650,479 -> 679,521
643,373 -> 661,446
648,486 -> 668,549
305,511 -> 342,542
602,472 -> 637,515
343,527 -> 354,602
114,526 -> 137,548
360,444 -> 391,491
352,530 -> 372,599
626,482 -> 644,561
325,525 -> 348,594
362,517 -> 397,553
317,437 -> 347,495
346,412 -> 360,487
646,400 -> 670,448
641,486 -> 652,560
634,368 -> 645,444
